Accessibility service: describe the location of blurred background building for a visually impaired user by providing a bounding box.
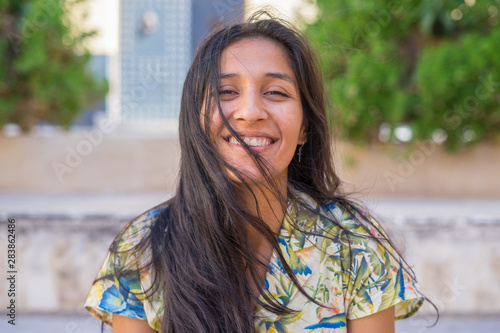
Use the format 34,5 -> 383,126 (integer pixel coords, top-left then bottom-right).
0,1 -> 499,332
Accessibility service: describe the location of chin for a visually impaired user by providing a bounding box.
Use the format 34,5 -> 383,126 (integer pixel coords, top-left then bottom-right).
226,165 -> 287,189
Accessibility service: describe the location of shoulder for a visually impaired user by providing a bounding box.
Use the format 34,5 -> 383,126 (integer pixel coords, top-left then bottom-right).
112,202 -> 168,253
291,190 -> 383,240
85,202 -> 169,330
289,190 -> 398,279
294,193 -> 424,318
318,196 -> 393,264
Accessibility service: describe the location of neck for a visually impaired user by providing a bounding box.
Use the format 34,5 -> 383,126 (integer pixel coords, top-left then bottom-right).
238,176 -> 288,303
241,178 -> 288,251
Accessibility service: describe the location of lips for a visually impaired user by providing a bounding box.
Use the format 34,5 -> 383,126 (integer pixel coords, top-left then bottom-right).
228,136 -> 273,147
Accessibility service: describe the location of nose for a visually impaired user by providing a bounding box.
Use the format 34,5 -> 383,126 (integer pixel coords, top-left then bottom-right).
232,90 -> 268,124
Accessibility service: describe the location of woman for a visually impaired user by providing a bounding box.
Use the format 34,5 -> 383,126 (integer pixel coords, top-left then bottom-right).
85,12 -> 425,333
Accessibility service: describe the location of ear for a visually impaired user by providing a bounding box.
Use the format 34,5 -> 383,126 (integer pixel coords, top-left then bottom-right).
298,125 -> 307,145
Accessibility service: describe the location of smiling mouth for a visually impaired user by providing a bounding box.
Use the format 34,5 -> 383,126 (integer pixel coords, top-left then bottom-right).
227,136 -> 274,147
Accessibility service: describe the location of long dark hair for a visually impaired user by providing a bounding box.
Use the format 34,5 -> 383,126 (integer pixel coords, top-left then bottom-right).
109,11 -> 424,333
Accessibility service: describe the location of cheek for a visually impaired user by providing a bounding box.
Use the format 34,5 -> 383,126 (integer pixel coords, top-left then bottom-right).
200,102 -> 223,140
210,110 -> 228,141
280,110 -> 304,141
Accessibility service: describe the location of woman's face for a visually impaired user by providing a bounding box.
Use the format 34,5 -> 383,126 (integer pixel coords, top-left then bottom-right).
208,37 -> 306,186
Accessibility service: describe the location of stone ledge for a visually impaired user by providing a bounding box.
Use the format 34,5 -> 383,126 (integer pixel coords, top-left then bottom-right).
0,211 -> 498,315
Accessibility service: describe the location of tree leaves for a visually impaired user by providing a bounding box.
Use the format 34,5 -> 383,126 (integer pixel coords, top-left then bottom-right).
306,0 -> 500,150
0,0 -> 108,130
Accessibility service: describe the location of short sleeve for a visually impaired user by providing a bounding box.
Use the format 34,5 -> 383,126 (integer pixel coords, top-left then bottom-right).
84,252 -> 147,325
343,217 -> 424,320
84,207 -> 164,330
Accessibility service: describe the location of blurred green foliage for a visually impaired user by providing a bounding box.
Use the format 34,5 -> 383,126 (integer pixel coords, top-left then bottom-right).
0,0 -> 108,131
305,0 -> 500,150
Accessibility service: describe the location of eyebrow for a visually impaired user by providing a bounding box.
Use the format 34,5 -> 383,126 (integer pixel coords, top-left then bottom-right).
220,72 -> 296,86
265,72 -> 296,86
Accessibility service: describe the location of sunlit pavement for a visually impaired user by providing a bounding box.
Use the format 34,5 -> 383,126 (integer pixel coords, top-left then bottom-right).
0,314 -> 499,332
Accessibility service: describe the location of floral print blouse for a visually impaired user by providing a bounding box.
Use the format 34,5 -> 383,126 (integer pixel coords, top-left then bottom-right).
85,191 -> 424,331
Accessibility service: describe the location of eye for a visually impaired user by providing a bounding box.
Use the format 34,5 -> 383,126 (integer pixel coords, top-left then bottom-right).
266,90 -> 290,98
218,89 -> 238,102
219,89 -> 236,95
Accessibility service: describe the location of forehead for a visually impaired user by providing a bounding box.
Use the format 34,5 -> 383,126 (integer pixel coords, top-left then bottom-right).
220,38 -> 295,80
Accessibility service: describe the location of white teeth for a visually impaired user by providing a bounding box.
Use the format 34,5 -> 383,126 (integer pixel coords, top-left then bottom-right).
228,136 -> 272,147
